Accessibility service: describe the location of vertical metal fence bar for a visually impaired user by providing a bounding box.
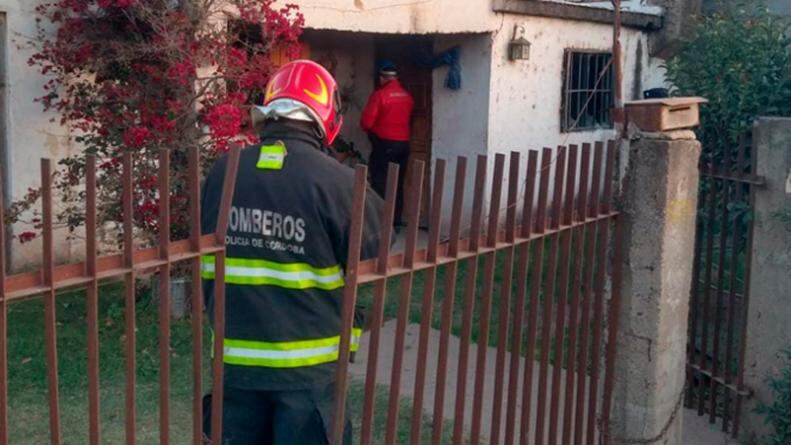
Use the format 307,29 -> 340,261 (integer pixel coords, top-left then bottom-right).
470,154 -> 506,445
520,148 -> 552,445
504,151 -> 538,445
574,142 -> 603,445
334,165 -> 371,444
722,139 -> 746,434
733,138 -> 757,437
360,164 -> 398,445
698,149 -> 718,416
41,159 -> 62,445
187,147 -> 204,445
549,145 -> 578,445
85,155 -> 101,445
535,146 -> 568,445
122,152 -> 137,445
585,142 -> 616,445
0,163 -> 8,445
710,144 -> 733,426
409,159 -> 446,445
210,147 -> 241,445
490,152 -> 521,445
452,155 -> 488,445
384,161 -> 425,445
563,145 -> 590,445
430,157 -> 467,445
158,150 -> 172,445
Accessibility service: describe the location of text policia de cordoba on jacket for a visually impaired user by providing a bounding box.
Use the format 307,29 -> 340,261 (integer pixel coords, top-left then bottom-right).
201,122 -> 384,391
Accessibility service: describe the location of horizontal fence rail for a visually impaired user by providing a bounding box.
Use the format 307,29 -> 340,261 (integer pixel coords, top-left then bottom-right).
686,135 -> 760,437
0,141 -> 624,445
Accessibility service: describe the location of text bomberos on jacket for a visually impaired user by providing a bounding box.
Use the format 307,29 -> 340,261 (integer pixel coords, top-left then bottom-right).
226,205 -> 306,255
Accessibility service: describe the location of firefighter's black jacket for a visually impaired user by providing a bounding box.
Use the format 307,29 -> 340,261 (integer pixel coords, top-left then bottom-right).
201,121 -> 383,390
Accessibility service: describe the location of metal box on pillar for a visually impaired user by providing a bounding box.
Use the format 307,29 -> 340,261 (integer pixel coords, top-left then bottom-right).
625,97 -> 708,132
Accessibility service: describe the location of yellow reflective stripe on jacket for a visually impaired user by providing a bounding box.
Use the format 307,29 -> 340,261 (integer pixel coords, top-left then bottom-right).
222,329 -> 363,368
201,255 -> 344,290
256,143 -> 287,170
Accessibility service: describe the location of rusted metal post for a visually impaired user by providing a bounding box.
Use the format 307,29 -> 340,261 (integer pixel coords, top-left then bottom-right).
122,152 -> 137,445
85,155 -> 101,445
451,156 -> 487,445
469,154 -> 506,445
360,164 -> 398,445
187,147 -> 204,445
333,165 -> 370,445
384,162 -> 424,445
41,159 -> 62,445
504,151 -> 538,445
430,157 -> 467,445
409,159 -> 446,445
158,150 -> 172,445
210,147 -> 241,445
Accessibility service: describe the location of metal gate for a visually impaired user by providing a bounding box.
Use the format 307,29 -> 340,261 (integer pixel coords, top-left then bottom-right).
334,142 -> 626,445
685,135 -> 762,437
0,141 -> 625,445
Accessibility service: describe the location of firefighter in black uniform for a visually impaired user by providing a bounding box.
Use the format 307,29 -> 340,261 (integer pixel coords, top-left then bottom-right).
200,60 -> 383,444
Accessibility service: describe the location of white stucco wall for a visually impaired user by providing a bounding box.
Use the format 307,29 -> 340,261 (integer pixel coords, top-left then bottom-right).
293,0 -> 498,34
431,34 -> 493,234
1,1 -> 76,270
487,15 -> 659,154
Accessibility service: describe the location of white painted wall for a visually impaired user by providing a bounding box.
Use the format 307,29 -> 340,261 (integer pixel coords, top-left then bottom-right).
1,0 -> 76,270
293,0 -> 498,34
431,34 -> 493,235
487,15 -> 657,154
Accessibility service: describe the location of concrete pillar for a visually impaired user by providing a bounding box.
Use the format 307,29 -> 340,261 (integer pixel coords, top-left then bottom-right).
740,117 -> 791,442
611,127 -> 701,444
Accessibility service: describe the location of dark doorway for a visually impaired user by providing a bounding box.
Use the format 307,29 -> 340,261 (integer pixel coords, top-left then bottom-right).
374,35 -> 433,227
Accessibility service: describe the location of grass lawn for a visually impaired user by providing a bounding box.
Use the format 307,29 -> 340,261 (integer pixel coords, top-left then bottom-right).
5,283 -> 454,444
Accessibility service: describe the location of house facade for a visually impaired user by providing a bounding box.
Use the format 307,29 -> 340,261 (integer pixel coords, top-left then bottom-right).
0,0 -> 692,269
293,0 -> 684,230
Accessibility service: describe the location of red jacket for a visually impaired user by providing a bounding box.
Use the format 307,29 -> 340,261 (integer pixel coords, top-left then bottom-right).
360,80 -> 414,142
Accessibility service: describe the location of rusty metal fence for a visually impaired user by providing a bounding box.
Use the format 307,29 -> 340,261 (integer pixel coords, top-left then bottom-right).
0,141 -> 624,445
685,135 -> 762,437
0,147 -> 241,445
333,142 -> 625,445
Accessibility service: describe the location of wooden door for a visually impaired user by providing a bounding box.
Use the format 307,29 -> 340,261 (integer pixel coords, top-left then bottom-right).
375,36 -> 433,227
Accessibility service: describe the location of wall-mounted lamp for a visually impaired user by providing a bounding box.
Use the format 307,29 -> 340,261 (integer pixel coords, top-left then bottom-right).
508,25 -> 531,61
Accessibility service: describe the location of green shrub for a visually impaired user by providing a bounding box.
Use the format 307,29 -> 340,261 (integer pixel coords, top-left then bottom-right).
755,349 -> 791,445
664,1 -> 791,153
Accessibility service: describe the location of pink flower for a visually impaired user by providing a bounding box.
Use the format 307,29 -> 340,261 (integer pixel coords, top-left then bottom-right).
18,231 -> 37,244
122,127 -> 151,148
205,104 -> 243,139
166,61 -> 195,87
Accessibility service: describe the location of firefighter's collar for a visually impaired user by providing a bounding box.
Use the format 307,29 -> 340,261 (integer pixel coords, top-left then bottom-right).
256,141 -> 287,170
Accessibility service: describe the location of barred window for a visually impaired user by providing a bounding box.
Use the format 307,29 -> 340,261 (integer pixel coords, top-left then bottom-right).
561,51 -> 614,132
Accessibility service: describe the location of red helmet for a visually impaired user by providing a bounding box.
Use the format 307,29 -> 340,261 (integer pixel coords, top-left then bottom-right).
251,60 -> 343,146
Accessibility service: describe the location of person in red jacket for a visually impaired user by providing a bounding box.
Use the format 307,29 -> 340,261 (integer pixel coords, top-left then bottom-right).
361,60 -> 415,227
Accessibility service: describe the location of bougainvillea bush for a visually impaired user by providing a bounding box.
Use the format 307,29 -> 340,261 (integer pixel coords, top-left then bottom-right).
8,0 -> 304,249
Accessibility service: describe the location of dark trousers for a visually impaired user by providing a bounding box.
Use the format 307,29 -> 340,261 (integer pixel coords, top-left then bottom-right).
368,135 -> 409,226
202,383 -> 352,445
